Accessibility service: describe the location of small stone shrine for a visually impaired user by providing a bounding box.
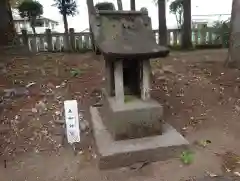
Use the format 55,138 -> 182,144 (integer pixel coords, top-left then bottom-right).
87,0 -> 189,169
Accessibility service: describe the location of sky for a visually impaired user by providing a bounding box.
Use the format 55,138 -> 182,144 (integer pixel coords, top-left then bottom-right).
40,0 -> 233,33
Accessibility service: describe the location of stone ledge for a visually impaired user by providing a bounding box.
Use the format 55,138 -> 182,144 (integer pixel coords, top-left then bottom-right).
90,106 -> 189,169
108,97 -> 161,111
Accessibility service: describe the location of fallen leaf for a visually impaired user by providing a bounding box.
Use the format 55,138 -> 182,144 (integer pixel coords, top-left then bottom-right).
235,105 -> 240,112
26,82 -> 36,88
31,108 -> 38,113
78,150 -> 84,155
226,168 -> 231,172
234,171 -> 240,177
197,139 -> 212,147
205,171 -> 218,177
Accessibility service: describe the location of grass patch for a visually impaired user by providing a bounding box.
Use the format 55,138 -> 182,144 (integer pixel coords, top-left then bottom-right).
70,68 -> 82,77
180,150 -> 194,165
124,95 -> 137,103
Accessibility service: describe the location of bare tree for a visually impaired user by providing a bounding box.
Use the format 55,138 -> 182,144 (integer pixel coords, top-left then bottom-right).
117,0 -> 123,10
158,0 -> 167,46
53,0 -> 77,51
0,0 -> 15,46
130,0 -> 135,10
169,0 -> 183,29
182,0 -> 192,49
225,0 -> 240,68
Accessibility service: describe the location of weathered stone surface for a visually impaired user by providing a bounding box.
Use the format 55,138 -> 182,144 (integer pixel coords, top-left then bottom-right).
114,60 -> 124,105
99,97 -> 163,140
87,0 -> 169,59
90,106 -> 189,169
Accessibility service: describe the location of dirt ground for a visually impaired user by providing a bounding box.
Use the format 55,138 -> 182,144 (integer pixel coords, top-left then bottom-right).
1,49 -> 240,181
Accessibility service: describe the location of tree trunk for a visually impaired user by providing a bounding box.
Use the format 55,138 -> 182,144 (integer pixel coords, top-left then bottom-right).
63,13 -> 68,34
62,13 -> 70,51
0,0 -> 15,46
182,0 -> 192,49
130,0 -> 135,10
31,26 -> 36,35
30,17 -> 36,35
117,0 -> 123,10
225,0 -> 240,68
158,0 -> 167,46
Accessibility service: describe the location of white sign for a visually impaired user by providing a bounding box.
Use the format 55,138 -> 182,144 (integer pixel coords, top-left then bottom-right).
64,100 -> 80,144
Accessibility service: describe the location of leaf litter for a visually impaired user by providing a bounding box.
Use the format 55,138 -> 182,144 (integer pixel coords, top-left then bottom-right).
0,52 -> 102,163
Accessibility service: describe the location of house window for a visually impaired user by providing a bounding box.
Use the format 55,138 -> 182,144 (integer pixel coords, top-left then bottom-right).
52,23 -> 55,29
45,20 -> 49,28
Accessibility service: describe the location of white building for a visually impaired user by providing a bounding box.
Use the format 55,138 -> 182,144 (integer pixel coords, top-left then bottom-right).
12,9 -> 59,34
192,14 -> 231,29
192,19 -> 209,29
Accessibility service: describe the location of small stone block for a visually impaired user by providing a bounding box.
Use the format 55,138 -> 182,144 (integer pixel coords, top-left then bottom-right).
99,98 -> 163,140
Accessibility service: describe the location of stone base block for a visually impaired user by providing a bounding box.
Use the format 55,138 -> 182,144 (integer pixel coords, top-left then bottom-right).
98,98 -> 163,140
90,107 -> 189,169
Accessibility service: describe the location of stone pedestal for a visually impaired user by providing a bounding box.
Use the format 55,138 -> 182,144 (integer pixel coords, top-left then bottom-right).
99,97 -> 163,140
90,107 -> 189,169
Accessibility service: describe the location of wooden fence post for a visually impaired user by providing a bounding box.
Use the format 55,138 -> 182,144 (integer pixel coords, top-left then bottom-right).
69,28 -> 75,51
194,30 -> 198,45
208,29 -> 213,44
89,35 -> 93,49
220,31 -> 224,47
178,30 -> 182,46
21,29 -> 29,48
200,28 -> 207,45
153,31 -> 157,44
167,31 -> 171,45
86,34 -> 91,49
55,36 -> 61,52
78,36 -> 83,50
173,30 -> 178,46
46,29 -> 53,52
31,36 -> 38,53
39,37 -> 45,51
63,33 -> 69,51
